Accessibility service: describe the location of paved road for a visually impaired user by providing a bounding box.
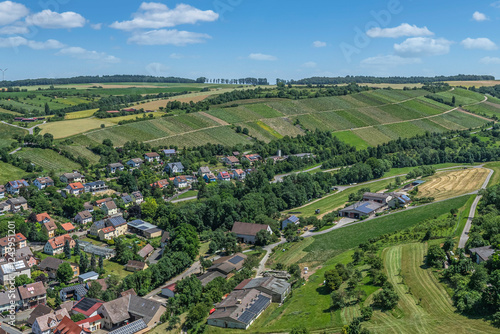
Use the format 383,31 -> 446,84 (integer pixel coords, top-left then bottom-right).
170,196 -> 197,203
0,322 -> 23,334
458,168 -> 493,248
1,120 -> 45,135
8,147 -> 21,155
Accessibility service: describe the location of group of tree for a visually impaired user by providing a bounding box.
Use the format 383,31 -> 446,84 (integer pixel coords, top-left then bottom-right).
286,75 -> 494,85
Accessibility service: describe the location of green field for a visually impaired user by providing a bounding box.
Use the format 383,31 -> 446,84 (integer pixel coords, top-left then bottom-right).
0,123 -> 27,148
0,161 -> 27,183
15,147 -> 81,172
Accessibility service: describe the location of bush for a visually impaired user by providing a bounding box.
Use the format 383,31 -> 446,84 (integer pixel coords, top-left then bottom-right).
426,244 -> 446,268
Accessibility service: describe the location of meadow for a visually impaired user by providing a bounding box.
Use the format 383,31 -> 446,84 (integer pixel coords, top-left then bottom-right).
15,147 -> 81,172
0,161 -> 27,183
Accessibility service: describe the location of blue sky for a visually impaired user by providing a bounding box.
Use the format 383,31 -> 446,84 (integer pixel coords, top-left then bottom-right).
0,0 -> 500,81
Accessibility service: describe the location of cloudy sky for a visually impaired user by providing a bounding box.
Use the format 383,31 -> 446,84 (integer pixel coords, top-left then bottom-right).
0,0 -> 499,81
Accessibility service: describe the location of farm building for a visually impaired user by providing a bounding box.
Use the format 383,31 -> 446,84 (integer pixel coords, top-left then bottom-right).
161,283 -> 176,298
231,222 -> 272,244
127,220 -> 163,238
234,277 -> 291,303
125,260 -> 148,272
362,192 -> 392,204
339,201 -> 384,219
469,246 -> 497,264
208,253 -> 247,275
282,215 -> 300,230
78,271 -> 99,283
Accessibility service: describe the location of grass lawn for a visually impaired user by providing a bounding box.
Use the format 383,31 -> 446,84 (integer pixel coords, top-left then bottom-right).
484,161 -> 500,187
453,195 -> 475,238
104,260 -> 131,279
0,161 -> 27,184
177,190 -> 198,200
199,242 -> 210,259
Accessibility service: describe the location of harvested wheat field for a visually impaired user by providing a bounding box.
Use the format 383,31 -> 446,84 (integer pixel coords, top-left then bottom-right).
417,168 -> 489,201
132,94 -> 211,110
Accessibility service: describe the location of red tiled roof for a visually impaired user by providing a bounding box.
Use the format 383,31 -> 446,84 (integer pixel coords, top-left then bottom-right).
75,314 -> 102,326
61,223 -> 75,231
145,152 -> 160,157
101,226 -> 115,234
68,182 -> 84,190
234,278 -> 252,290
55,316 -> 87,334
0,233 -> 27,246
36,212 -> 52,222
162,283 -> 176,291
47,234 -> 73,250
73,299 -> 103,317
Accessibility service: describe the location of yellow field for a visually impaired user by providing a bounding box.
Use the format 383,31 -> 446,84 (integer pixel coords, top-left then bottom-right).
65,109 -> 99,119
418,168 -> 489,200
360,83 -> 423,89
133,95 -> 211,111
39,118 -> 116,138
445,80 -> 500,87
107,112 -> 165,124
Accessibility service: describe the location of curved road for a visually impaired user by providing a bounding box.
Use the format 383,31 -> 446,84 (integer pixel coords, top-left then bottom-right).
1,120 -> 45,135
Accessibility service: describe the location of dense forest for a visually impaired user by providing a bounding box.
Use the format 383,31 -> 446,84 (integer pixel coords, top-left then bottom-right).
286,75 -> 495,85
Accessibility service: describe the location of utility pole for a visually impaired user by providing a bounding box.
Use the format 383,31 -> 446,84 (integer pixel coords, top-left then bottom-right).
0,69 -> 7,81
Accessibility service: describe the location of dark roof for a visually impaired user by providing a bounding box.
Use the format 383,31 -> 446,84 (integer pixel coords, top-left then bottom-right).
106,216 -> 126,227
39,257 -> 64,270
127,220 -> 157,231
128,294 -> 163,324
232,222 -> 270,236
197,271 -> 226,287
125,260 -> 147,270
137,244 -> 154,259
108,319 -> 147,334
72,298 -> 103,317
363,192 -> 391,199
160,231 -> 170,243
285,215 -> 300,223
18,281 -> 46,299
27,304 -> 53,326
60,284 -> 88,298
237,277 -> 291,295
470,246 -> 497,261
340,201 -> 384,215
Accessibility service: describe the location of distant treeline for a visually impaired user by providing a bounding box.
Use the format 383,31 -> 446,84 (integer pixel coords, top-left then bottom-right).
474,85 -> 500,99
284,75 -> 495,85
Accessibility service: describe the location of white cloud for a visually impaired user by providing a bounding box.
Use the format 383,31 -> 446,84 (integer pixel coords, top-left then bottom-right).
461,37 -> 497,50
361,55 -> 422,65
26,10 -> 86,29
366,23 -> 434,38
313,41 -> 326,48
248,53 -> 277,61
110,2 -> 218,30
492,1 -> 500,9
302,61 -> 317,68
57,47 -> 120,63
394,37 -> 453,57
472,11 -> 488,21
480,56 -> 500,64
170,53 -> 185,59
0,23 -> 28,35
146,62 -> 169,74
0,1 -> 29,26
0,36 -> 64,49
90,23 -> 102,30
127,29 -> 211,46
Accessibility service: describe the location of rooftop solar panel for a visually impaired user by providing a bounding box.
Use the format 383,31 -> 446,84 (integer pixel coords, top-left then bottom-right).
247,295 -> 270,314
228,255 -> 244,264
237,310 -> 255,324
74,298 -> 98,312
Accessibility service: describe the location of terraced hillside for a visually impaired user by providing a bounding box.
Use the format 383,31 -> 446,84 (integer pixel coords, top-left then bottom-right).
54,88 -> 494,159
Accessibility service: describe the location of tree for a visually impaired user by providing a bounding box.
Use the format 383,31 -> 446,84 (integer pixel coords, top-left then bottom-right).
56,262 -> 74,284
242,127 -> 249,135
288,263 -> 301,278
141,197 -> 158,220
90,253 -> 96,270
79,252 -> 89,273
331,290 -> 347,309
373,286 -> 399,310
64,240 -> 71,259
87,280 -> 103,299
15,274 -> 34,287
71,314 -> 86,322
325,269 -> 342,291
185,303 -> 207,329
360,306 -> 373,321
255,230 -> 271,246
200,258 -> 212,273
74,239 -> 80,256
426,244 -> 446,268
44,102 -> 50,115
290,327 -> 309,334
469,265 -> 488,291
99,256 -> 104,270
443,237 -> 454,252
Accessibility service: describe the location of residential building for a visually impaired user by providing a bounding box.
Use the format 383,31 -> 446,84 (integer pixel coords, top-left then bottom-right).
0,288 -> 21,312
60,172 -> 85,184
131,191 -> 143,205
232,169 -> 246,181
160,231 -> 170,248
32,309 -> 70,334
84,202 -> 94,213
198,166 -> 211,177
144,152 -> 161,163
75,211 -> 93,225
54,316 -> 87,334
150,179 -> 169,189
203,173 -> 217,183
0,259 -> 30,285
18,281 -> 47,309
137,244 -> 154,260
13,247 -> 37,267
231,222 -> 273,244
42,220 -> 57,238
33,177 -> 54,190
59,284 -> 88,302
78,271 -> 99,283
95,198 -> 113,208
98,226 -> 116,241
0,185 -> 5,199
470,246 -> 497,264
36,212 -> 52,225
38,257 -> 79,279
102,201 -> 118,216
6,197 -> 28,212
125,260 -> 148,272
126,158 -> 143,168
72,297 -> 103,318
89,220 -> 106,236
106,216 -> 127,236
218,171 -> 231,181
234,277 -> 291,303
339,201 -> 384,219
127,220 -> 162,238
362,192 -> 392,205
207,289 -> 271,329
163,149 -> 177,157
44,234 -> 75,255
26,304 -> 53,327
84,181 -> 108,194
165,162 -> 184,174
107,163 -> 124,174
121,193 -> 133,207
0,233 -> 27,255
161,283 -> 176,298
223,156 -> 239,166
173,175 -> 188,188
61,222 -> 76,233
282,215 -> 300,230
66,182 -> 85,196
6,179 -> 29,195
208,253 -> 247,275
75,314 -> 103,332
241,154 -> 261,163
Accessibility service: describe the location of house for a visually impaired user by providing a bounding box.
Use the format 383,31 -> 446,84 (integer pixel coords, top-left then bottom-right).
198,167 -> 211,177
0,288 -> 21,312
95,198 -> 113,208
75,211 -> 93,225
163,149 -> 177,157
54,316 -> 87,334
66,182 -> 85,196
84,181 -> 108,194
0,202 -> 9,214
161,283 -> 176,298
144,152 -> 161,163
207,289 -> 271,329
6,179 -> 29,194
173,175 -> 188,188
42,220 -> 57,238
223,156 -> 240,166
102,201 -> 118,216
0,233 -> 28,255
0,259 -> 30,285
217,171 -> 231,181
165,162 -> 185,174
34,177 -> 54,190
125,260 -> 148,272
60,172 -> 85,184
234,277 -> 291,303
98,294 -> 165,330
44,234 -> 75,255
106,216 -> 127,236
282,215 -> 300,230
38,257 -> 79,279
0,185 -> 5,199
231,222 -> 273,244
61,222 -> 76,233
59,284 -> 89,302
131,191 -> 143,205
89,220 -> 106,236
36,212 -> 52,224
126,158 -> 143,168
150,179 -> 169,189
469,246 -> 497,264
75,314 -> 103,332
197,271 -> 226,287
84,202 -> 94,213
127,220 -> 162,238
387,193 -> 412,208
26,304 -> 53,327
32,308 -> 70,334
6,197 -> 28,212
72,297 -> 103,318
242,154 -> 261,163
232,169 -> 246,181
208,253 -> 247,275
137,244 -> 154,260
362,192 -> 392,204
339,201 -> 384,219
107,163 -> 124,174
98,226 -> 116,241
12,247 -> 37,268
160,231 -> 170,248
78,271 -> 99,283
203,173 -> 217,183
18,281 -> 47,309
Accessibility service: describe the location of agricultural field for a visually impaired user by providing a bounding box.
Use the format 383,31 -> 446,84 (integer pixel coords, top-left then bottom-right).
15,147 -> 81,172
445,80 -> 500,87
0,161 -> 27,183
417,168 -> 490,201
39,118 -> 116,138
65,109 -> 99,119
0,123 -> 26,148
